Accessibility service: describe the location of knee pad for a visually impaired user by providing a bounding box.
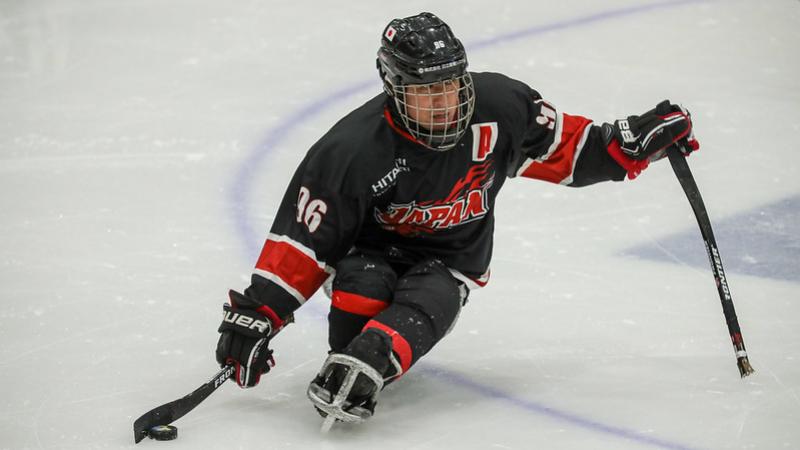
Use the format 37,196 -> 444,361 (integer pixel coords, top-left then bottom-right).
393,259 -> 463,341
327,254 -> 397,352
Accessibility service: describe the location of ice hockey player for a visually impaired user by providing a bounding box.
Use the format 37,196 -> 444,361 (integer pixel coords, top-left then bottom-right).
215,12 -> 699,426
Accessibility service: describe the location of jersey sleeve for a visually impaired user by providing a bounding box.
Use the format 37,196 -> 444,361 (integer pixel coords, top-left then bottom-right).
241,141 -> 376,327
507,86 -> 626,187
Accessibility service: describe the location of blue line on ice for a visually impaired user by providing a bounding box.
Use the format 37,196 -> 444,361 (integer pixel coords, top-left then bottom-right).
420,365 -> 701,450
229,1 -> 710,449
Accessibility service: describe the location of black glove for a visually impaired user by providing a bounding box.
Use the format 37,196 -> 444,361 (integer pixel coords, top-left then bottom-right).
603,100 -> 700,162
216,290 -> 275,388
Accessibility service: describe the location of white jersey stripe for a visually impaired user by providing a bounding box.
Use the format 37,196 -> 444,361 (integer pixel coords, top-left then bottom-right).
515,110 -> 565,177
254,267 -> 308,305
539,111 -> 565,163
559,123 -> 594,185
449,268 -> 490,290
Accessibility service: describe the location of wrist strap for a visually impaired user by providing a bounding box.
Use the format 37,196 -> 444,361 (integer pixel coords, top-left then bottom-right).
607,139 -> 650,180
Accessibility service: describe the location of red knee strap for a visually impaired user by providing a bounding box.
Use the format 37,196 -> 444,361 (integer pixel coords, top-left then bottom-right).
332,290 -> 390,317
362,320 -> 412,375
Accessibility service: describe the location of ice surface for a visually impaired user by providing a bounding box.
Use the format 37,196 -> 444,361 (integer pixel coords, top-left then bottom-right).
625,194 -> 800,283
1,1 -> 799,449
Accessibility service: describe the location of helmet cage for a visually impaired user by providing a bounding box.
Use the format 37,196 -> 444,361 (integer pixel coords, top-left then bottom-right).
388,74 -> 475,151
376,13 -> 475,151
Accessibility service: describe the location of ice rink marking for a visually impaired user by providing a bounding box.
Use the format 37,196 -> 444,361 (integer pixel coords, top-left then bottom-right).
421,364 -> 701,450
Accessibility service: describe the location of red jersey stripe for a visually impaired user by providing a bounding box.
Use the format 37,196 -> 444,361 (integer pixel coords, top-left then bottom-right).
255,238 -> 330,303
331,290 -> 389,317
519,113 -> 593,184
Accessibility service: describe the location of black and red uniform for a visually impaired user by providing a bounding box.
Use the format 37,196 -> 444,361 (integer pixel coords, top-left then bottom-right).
242,71 -> 626,375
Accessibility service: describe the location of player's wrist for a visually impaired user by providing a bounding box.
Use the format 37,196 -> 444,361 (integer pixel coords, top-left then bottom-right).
605,136 -> 651,180
228,289 -> 286,329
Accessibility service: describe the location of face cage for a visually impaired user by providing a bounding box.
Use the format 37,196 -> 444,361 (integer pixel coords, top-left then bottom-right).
391,73 -> 475,151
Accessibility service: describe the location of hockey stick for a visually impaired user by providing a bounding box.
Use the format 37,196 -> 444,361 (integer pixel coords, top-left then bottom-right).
666,147 -> 754,378
133,364 -> 235,443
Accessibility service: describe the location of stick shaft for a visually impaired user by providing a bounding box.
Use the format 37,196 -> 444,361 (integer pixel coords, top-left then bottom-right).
666,148 -> 753,377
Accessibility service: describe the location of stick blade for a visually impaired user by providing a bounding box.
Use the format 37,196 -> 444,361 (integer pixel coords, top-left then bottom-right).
133,402 -> 177,443
132,365 -> 234,443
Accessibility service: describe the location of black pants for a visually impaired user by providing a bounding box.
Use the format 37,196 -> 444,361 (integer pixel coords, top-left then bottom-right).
328,252 -> 465,375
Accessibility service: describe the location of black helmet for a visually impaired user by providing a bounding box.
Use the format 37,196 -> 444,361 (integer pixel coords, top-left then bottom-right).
377,13 -> 475,151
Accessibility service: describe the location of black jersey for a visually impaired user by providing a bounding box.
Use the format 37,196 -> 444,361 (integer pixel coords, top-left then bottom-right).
244,72 -> 626,323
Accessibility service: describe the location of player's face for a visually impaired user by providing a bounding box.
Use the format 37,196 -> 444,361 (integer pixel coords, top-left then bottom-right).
403,79 -> 461,131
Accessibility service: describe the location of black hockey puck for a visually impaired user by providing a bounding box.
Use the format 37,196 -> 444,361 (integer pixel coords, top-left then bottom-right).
148,425 -> 178,441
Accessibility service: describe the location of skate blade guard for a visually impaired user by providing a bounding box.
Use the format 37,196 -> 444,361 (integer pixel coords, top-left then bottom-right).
307,353 -> 385,425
